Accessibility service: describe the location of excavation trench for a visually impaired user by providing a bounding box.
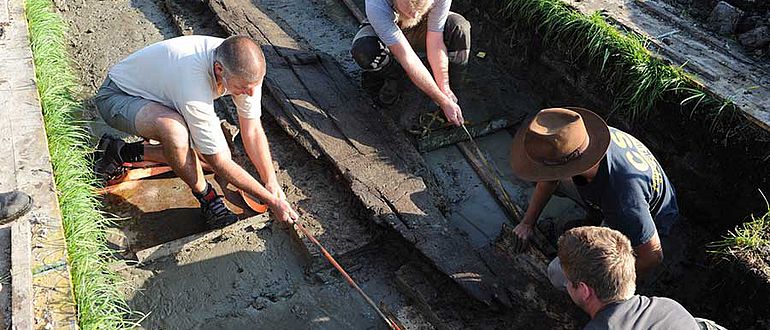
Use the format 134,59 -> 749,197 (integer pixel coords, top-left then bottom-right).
57,0 -> 770,328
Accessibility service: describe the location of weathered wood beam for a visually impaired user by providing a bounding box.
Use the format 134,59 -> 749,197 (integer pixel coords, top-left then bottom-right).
416,113 -> 526,152
136,214 -> 271,264
10,220 -> 32,330
339,0 -> 366,24
456,142 -> 557,256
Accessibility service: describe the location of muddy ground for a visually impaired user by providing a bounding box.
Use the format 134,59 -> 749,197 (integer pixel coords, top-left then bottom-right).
56,0 -> 770,327
60,0 -> 430,328
58,0 -> 576,328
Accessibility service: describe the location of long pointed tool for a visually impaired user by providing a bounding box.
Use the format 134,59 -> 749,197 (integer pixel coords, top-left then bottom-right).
240,195 -> 403,330
294,221 -> 404,330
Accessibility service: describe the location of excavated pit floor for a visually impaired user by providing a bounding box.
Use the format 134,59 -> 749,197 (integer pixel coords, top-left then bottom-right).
60,0 -> 611,328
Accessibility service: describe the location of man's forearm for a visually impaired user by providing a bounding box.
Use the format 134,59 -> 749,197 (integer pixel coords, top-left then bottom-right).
205,154 -> 276,204
244,130 -> 276,184
240,118 -> 277,185
390,43 -> 450,107
522,181 -> 559,225
426,34 -> 450,92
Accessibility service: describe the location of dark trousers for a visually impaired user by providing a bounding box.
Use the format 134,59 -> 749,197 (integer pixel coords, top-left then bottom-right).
350,12 -> 471,80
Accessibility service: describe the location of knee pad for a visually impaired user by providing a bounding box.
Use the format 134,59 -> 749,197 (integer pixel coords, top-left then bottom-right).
351,36 -> 392,71
444,13 -> 471,52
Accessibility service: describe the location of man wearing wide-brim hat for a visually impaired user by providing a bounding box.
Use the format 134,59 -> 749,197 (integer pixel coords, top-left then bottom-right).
509,107 -> 679,289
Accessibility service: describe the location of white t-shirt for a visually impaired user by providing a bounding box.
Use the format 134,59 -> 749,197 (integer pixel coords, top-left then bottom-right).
366,0 -> 451,46
108,35 -> 262,155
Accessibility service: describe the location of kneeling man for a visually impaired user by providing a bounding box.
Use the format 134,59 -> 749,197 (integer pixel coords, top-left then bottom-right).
351,0 -> 470,126
94,35 -> 299,228
509,107 -> 680,286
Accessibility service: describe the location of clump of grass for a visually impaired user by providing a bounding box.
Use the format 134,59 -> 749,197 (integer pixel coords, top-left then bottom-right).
711,193 -> 770,279
497,0 -> 734,125
24,0 -> 136,328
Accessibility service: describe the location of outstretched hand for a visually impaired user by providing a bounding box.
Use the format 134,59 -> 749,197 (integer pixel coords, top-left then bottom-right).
269,197 -> 299,224
512,222 -> 533,253
441,100 -> 464,127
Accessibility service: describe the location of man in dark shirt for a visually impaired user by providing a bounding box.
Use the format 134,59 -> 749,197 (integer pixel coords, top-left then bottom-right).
508,107 -> 678,287
558,226 -> 723,329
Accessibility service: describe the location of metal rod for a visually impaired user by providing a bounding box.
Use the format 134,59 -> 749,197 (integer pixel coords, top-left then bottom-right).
294,221 -> 403,330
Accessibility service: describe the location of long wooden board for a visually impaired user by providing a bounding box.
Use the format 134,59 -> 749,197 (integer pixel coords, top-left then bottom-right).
0,0 -> 78,326
10,220 -> 31,330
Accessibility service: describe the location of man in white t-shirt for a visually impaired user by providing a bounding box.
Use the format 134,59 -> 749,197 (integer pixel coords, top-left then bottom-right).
350,0 -> 470,126
94,35 -> 299,228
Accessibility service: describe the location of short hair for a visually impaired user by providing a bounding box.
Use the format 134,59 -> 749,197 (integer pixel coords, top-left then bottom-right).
214,35 -> 265,82
558,227 -> 636,303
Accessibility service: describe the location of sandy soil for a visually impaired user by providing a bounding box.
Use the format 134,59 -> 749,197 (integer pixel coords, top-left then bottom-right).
58,0 -> 433,328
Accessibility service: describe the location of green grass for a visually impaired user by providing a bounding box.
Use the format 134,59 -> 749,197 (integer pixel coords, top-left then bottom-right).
24,0 -> 136,328
497,0 -> 736,125
711,193 -> 770,278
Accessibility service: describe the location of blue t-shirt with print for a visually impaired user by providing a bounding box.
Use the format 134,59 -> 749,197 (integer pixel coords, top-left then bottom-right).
576,127 -> 679,247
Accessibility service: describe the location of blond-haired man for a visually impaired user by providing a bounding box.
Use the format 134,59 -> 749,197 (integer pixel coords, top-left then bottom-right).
350,0 -> 470,126
559,227 -> 723,329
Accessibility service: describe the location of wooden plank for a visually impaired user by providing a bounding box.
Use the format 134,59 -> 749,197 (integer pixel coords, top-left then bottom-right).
11,219 -> 32,330
339,0 -> 365,24
456,142 -> 556,256
0,227 -> 10,329
259,92 -> 324,158
1,0 -> 78,326
0,0 -> 9,25
416,113 -> 526,152
136,214 -> 271,264
394,263 -> 464,330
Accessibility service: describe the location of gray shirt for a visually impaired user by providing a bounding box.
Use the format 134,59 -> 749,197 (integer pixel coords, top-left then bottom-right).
585,295 -> 699,330
365,0 -> 451,46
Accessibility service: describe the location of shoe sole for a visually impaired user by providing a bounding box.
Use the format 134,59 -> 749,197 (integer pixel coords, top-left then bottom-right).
0,195 -> 33,226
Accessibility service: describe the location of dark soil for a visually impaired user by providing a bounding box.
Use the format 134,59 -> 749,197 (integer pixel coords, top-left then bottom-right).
455,0 -> 770,328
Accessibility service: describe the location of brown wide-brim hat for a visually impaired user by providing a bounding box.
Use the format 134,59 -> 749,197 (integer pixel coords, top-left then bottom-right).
510,107 -> 611,182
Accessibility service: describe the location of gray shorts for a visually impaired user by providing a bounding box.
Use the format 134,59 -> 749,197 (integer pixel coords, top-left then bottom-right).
93,76 -> 152,136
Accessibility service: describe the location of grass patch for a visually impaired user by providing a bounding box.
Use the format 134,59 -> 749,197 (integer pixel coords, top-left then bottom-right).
24,0 -> 136,328
711,193 -> 770,279
496,0 -> 736,125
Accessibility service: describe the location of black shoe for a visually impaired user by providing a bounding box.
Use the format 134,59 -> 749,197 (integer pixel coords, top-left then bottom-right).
0,191 -> 33,225
196,187 -> 238,229
94,134 -> 127,183
378,78 -> 400,106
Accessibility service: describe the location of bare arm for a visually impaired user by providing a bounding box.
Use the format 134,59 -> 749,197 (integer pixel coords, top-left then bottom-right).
513,180 -> 559,241
240,116 -> 279,190
425,31 -> 454,102
201,147 -> 297,223
634,232 -> 663,276
388,39 -> 463,126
